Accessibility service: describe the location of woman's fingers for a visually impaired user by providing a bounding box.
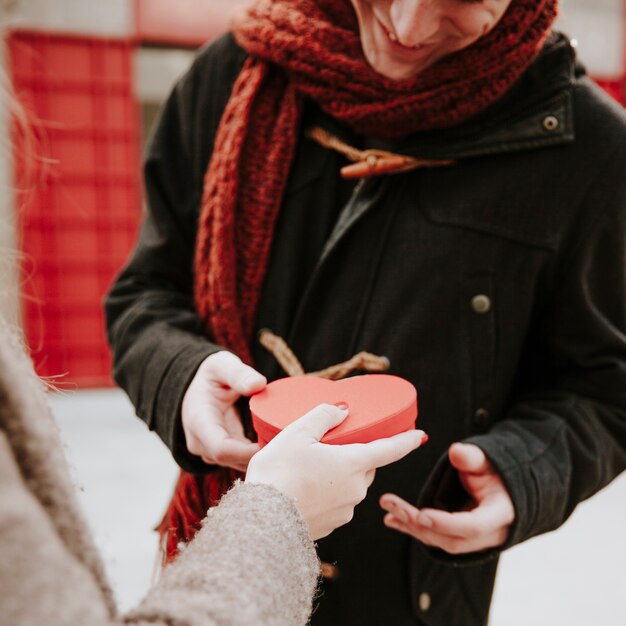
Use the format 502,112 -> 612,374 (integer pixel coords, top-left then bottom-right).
281,403 -> 349,441
349,429 -> 427,471
247,412 -> 428,540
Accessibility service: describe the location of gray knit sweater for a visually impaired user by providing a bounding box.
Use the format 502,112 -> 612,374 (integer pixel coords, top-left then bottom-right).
0,318 -> 319,626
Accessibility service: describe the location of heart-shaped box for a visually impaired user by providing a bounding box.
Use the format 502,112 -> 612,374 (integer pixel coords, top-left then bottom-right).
250,374 -> 418,446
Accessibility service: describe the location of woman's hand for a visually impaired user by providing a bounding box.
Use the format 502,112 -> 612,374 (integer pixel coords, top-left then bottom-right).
380,442 -> 515,554
181,351 -> 266,471
246,403 -> 426,540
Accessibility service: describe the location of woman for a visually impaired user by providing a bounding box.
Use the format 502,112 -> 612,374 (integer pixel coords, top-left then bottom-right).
106,1 -> 626,624
0,314 -> 423,625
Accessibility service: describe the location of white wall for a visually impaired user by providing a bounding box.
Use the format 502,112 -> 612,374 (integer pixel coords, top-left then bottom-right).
135,47 -> 195,103
0,0 -> 134,38
558,0 -> 625,78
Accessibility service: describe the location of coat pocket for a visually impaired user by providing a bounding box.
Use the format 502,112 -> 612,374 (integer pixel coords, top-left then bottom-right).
410,543 -> 499,626
418,157 -> 561,252
417,162 -> 561,432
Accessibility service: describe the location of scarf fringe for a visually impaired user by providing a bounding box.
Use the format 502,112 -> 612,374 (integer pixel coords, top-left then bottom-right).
159,468 -> 243,562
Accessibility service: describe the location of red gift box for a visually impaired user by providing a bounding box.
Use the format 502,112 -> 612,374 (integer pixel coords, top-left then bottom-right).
250,374 -> 418,446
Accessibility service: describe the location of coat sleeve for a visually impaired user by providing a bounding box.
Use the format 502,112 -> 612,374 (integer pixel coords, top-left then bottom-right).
419,139 -> 626,563
104,36 -> 245,473
0,434 -> 318,626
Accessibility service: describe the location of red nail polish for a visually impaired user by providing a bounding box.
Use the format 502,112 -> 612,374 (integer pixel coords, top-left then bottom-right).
334,401 -> 349,411
421,433 -> 429,445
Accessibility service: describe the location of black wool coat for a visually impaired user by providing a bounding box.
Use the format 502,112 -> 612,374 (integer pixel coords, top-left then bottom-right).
106,33 -> 626,626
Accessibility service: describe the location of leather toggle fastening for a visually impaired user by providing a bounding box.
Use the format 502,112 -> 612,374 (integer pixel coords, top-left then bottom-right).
340,154 -> 414,179
307,126 -> 454,179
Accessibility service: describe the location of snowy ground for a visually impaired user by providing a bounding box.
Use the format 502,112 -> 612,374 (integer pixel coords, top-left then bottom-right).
50,388 -> 626,624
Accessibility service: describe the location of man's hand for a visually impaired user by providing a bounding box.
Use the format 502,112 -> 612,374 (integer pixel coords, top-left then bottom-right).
181,351 -> 266,471
380,442 -> 515,554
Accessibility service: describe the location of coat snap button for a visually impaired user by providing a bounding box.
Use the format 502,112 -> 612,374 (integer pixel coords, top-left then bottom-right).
474,408 -> 490,423
542,115 -> 559,132
320,562 -> 339,580
470,294 -> 491,314
418,592 -> 431,612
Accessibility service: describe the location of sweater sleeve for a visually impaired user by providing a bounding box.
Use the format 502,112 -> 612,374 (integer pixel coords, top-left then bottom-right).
0,432 -> 117,626
125,481 -> 319,626
104,36 -> 246,473
0,435 -> 318,626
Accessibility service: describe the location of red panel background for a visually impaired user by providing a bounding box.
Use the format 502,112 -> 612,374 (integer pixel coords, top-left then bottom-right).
594,78 -> 625,105
8,32 -> 141,387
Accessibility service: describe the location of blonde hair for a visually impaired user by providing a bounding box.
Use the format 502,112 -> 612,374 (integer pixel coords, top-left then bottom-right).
0,65 -> 33,331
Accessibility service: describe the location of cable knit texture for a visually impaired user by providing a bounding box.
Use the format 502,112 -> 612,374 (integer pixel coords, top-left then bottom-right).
165,0 -> 559,559
0,318 -> 319,626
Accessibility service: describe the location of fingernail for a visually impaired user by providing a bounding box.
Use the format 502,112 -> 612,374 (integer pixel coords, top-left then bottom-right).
421,433 -> 429,445
334,401 -> 349,411
418,515 -> 433,528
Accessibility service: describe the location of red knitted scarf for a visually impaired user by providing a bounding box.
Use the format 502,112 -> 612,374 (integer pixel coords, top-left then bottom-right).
159,0 -> 559,560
